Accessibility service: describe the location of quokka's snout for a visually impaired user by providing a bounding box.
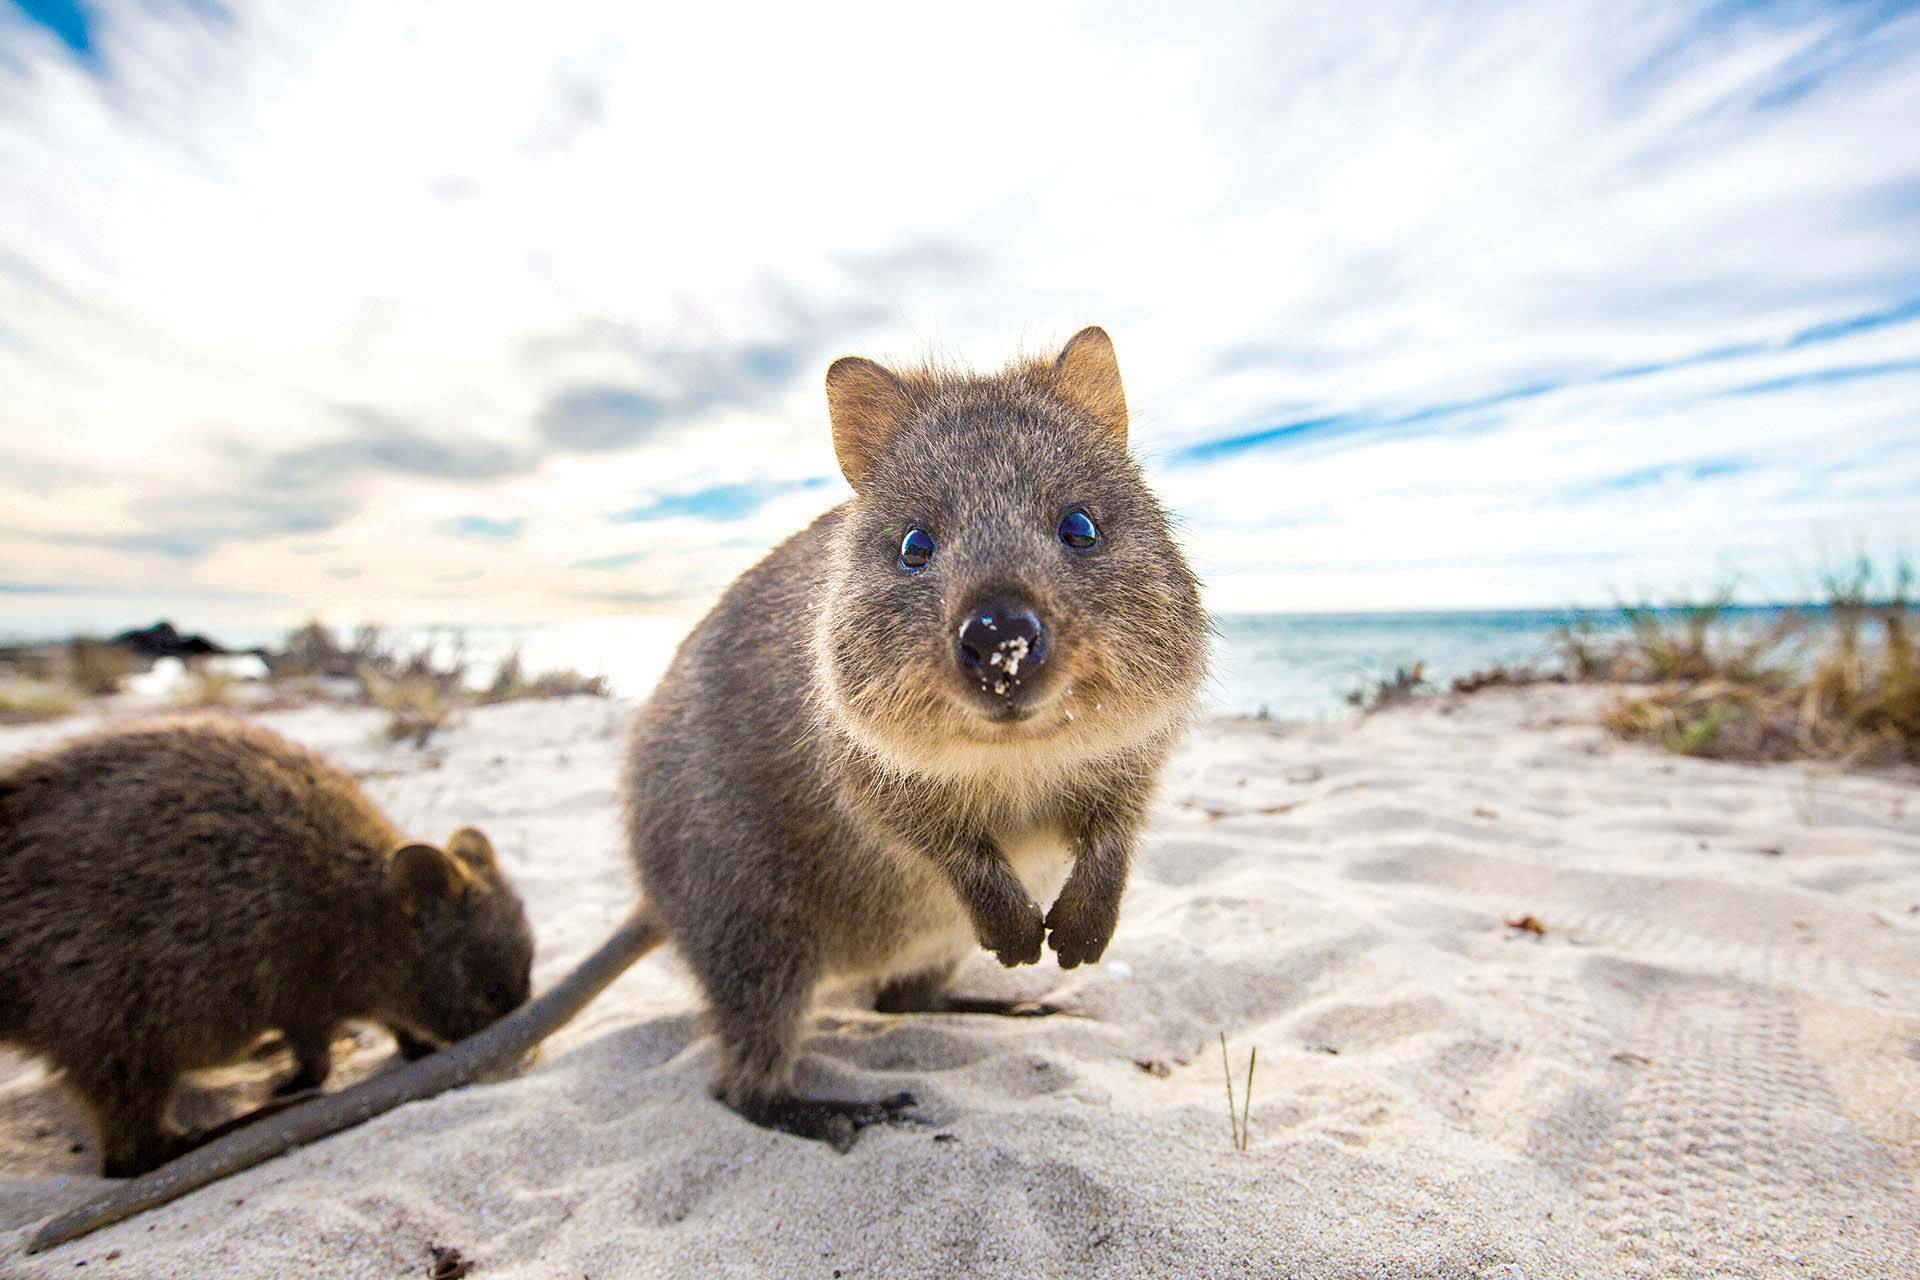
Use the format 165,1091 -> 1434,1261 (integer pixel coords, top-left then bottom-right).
954,587 -> 1051,712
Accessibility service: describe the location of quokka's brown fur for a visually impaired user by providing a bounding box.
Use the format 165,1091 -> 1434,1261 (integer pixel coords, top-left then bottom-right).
26,327 -> 1207,1244
623,326 -> 1208,1135
0,716 -> 533,1176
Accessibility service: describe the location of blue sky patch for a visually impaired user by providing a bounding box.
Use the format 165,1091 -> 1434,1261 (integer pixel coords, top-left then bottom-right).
1562,457 -> 1755,499
8,1 -> 95,64
1719,359 -> 1920,398
610,477 -> 830,524
438,515 -> 528,541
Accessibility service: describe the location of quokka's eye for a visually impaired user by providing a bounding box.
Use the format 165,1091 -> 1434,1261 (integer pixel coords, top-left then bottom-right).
1058,508 -> 1099,551
899,527 -> 935,572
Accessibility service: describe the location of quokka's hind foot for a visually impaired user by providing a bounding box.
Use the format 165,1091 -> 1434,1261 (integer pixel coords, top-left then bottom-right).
732,1090 -> 922,1153
77,1063 -> 185,1179
270,1074 -> 322,1100
271,1026 -> 335,1097
99,1128 -> 196,1180
391,1027 -> 439,1061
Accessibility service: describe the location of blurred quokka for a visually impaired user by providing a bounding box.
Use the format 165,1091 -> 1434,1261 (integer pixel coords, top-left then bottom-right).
0,717 -> 533,1176
622,325 -> 1208,1142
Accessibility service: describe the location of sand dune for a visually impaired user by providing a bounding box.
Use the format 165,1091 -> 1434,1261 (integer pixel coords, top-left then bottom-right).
3,687 -> 1917,1277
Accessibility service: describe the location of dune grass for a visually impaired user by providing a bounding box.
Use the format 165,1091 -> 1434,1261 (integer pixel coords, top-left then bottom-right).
478,649 -> 611,703
1438,555 -> 1920,767
1601,558 -> 1918,764
0,679 -> 82,724
271,620 -> 610,745
66,639 -> 138,696
360,666 -> 454,747
177,667 -> 240,709
1345,662 -> 1430,714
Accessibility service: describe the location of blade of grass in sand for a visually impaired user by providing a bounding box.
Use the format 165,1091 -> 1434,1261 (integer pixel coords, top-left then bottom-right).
1239,1046 -> 1257,1152
1219,1032 -> 1239,1150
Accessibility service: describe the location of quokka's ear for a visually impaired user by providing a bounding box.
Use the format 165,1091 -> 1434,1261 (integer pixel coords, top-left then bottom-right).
825,355 -> 913,491
445,826 -> 497,873
387,842 -> 468,915
1051,326 -> 1127,444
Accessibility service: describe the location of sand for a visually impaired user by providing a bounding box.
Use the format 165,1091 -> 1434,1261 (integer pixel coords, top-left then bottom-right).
2,686 -> 1917,1278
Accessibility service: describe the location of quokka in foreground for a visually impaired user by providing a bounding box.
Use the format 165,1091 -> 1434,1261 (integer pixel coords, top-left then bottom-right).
34,327 -> 1206,1239
623,325 -> 1210,1140
0,717 -> 533,1176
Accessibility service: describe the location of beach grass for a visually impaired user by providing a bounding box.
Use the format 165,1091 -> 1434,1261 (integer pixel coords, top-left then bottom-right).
1429,554 -> 1920,766
477,649 -> 612,703
1219,1033 -> 1257,1152
1599,555 -> 1917,764
0,678 -> 83,724
1345,662 -> 1430,714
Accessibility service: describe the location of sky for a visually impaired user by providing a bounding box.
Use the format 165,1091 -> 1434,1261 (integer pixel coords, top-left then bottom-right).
2,0 -> 1918,641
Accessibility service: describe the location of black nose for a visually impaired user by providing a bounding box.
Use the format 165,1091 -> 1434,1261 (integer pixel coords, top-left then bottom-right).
956,603 -> 1048,693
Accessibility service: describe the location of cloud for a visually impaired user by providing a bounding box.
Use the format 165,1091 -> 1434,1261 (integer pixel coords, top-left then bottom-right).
267,409 -> 526,488
564,588 -> 697,607
1,0 -> 1918,629
569,551 -> 649,571
536,387 -> 673,452
1173,295 -> 1920,466
91,410 -> 531,558
527,326 -> 849,453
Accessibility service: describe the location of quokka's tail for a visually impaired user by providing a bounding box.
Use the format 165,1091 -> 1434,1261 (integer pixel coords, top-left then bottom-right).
29,906 -> 671,1254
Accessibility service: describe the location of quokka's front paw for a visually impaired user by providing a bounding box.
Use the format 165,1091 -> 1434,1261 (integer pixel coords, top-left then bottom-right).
975,898 -> 1046,967
1044,885 -> 1118,969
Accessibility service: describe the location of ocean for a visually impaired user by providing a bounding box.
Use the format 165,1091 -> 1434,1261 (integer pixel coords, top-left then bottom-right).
1208,608 -> 1595,719
327,606 -> 1794,722
430,604 -> 1828,720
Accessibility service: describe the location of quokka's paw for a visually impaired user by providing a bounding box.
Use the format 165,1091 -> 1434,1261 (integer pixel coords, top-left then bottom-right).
975,899 -> 1047,967
734,1090 -> 922,1154
1044,886 -> 1117,969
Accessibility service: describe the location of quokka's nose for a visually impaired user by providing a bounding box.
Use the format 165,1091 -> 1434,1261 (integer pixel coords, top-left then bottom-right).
956,602 -> 1048,693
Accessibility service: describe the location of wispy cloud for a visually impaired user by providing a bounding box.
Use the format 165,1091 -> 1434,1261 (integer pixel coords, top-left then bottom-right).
569,551 -> 649,571
1173,296 -> 1920,466
1,0 -> 1916,626
537,387 -> 673,453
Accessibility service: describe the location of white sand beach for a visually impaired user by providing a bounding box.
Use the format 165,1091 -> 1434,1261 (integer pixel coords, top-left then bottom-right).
2,687 -> 1917,1278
